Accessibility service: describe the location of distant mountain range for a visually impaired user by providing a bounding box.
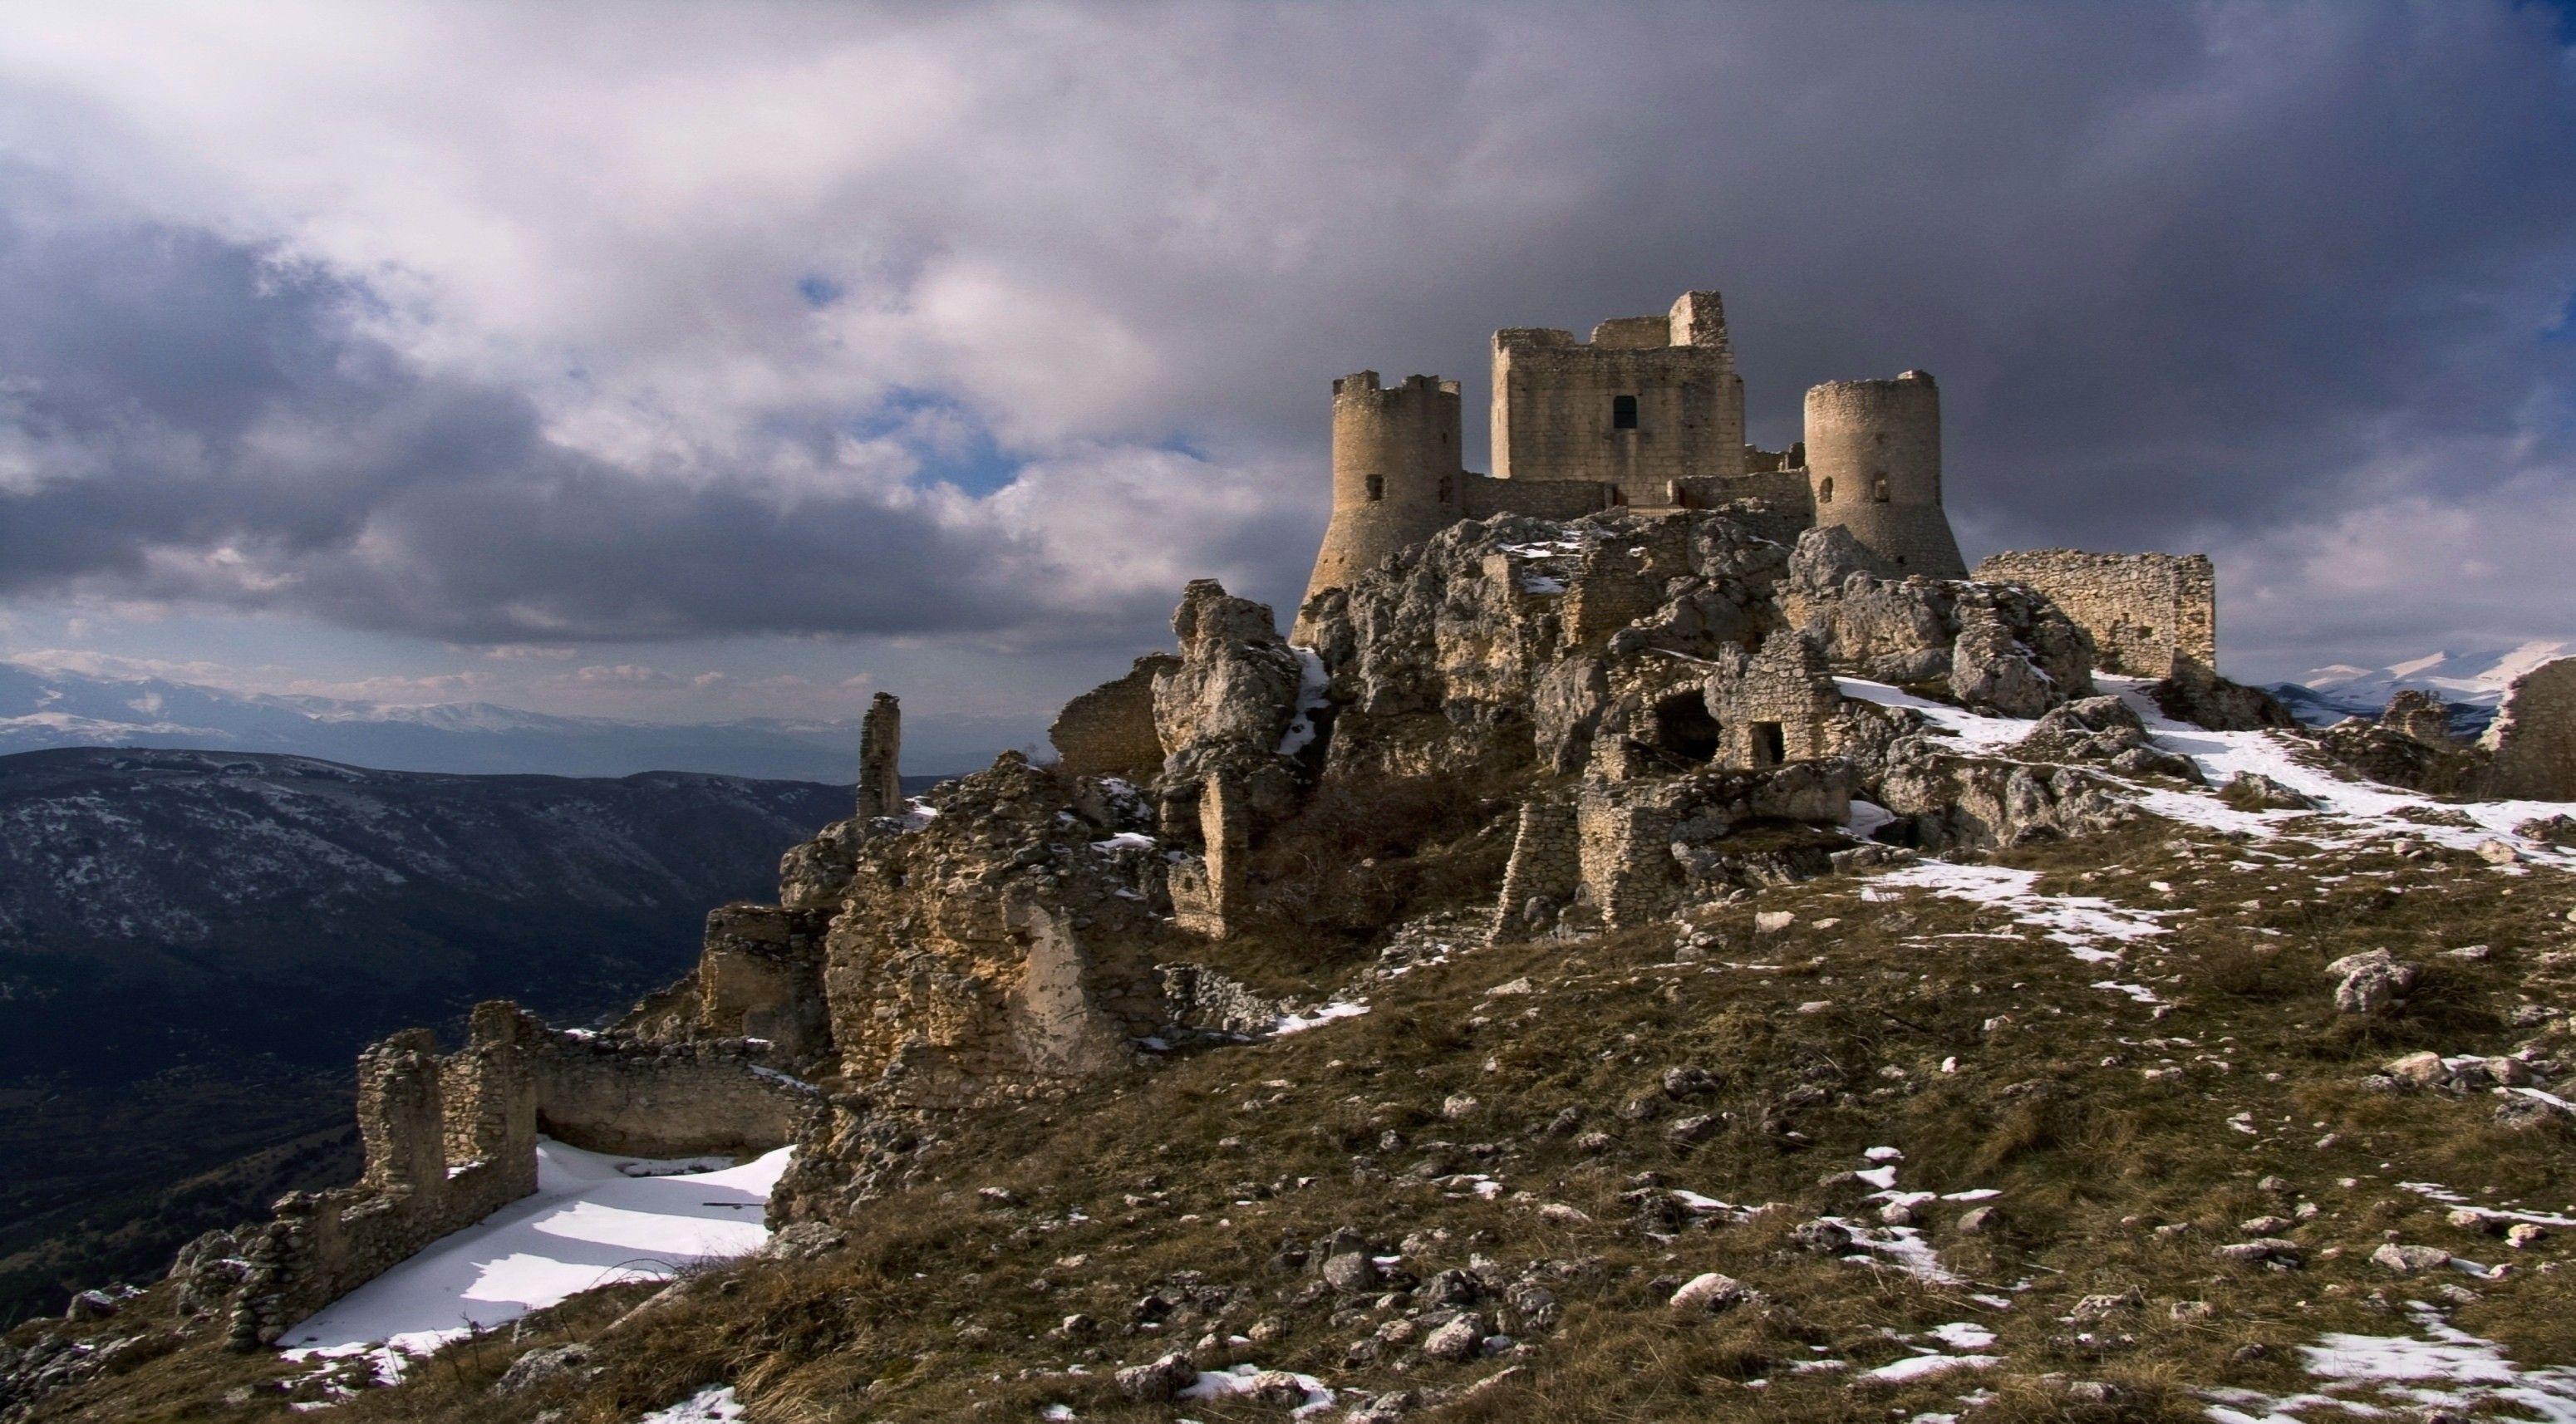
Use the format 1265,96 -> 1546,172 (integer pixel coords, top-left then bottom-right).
0,658 -> 875,780
2265,639 -> 2573,734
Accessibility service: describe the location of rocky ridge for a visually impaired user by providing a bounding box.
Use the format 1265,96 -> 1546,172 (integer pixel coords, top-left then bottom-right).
12,504 -> 2576,1424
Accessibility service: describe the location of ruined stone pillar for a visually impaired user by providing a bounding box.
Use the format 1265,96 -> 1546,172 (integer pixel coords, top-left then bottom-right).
857,691 -> 902,820
355,1029 -> 445,1198
1171,773 -> 1248,937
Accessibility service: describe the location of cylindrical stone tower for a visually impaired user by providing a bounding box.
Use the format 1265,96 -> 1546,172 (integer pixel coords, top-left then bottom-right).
1301,371 -> 1465,604
1803,370 -> 1966,577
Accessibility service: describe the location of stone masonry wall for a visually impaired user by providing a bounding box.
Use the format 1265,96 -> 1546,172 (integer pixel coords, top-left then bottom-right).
694,902 -> 831,1063
531,1033 -> 815,1159
1492,796 -> 1580,939
216,1001 -> 810,1348
1973,549 -> 2217,680
1489,292 -> 1744,506
2480,656 -> 2576,801
1703,629 -> 1841,769
1050,655 -> 1179,778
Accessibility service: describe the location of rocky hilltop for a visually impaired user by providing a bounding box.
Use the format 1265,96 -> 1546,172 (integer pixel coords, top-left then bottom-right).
11,508 -> 2576,1423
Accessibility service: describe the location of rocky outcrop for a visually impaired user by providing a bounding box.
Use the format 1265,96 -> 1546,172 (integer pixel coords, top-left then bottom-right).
1784,527 -> 2094,712
2316,690 -> 2485,796
819,753 -> 1170,1107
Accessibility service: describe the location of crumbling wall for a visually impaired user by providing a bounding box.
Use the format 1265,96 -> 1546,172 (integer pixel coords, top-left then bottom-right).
1972,549 -> 2217,680
1169,773 -> 1246,937
223,1005 -> 543,1347
857,691 -> 903,820
208,1000 -> 811,1348
1050,655 -> 1179,778
530,1034 -> 814,1159
695,902 -> 831,1062
1703,629 -> 1841,768
1492,795 -> 1580,939
2480,656 -> 2576,801
1574,763 -> 1851,927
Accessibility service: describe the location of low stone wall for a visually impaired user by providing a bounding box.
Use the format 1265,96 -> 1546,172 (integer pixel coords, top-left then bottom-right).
1973,549 -> 2216,679
1050,656 -> 1178,778
533,1032 -> 815,1159
206,1001 -> 814,1348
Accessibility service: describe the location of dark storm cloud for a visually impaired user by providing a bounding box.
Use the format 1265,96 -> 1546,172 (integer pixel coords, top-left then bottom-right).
0,2 -> 2570,669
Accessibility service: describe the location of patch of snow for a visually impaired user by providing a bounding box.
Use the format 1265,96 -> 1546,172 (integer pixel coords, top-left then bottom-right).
1091,831 -> 1156,852
2208,1304 -> 2576,1422
1271,999 -> 1369,1036
1927,1322 -> 1998,1350
1865,1353 -> 1998,1383
1844,798 -> 1898,840
1177,1363 -> 1335,1416
1836,679 -> 2028,753
1276,646 -> 1330,756
1862,861 -> 2169,966
280,1139 -> 791,1368
637,1385 -> 747,1422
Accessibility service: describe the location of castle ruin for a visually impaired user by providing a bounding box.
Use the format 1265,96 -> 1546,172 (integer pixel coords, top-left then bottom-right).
1303,289 -> 1967,609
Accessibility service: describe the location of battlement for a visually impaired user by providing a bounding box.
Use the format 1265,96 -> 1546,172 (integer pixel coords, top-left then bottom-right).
1333,370 -> 1460,400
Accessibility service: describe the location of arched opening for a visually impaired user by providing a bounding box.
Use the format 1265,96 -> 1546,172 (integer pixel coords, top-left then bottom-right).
1818,476 -> 1834,504
1365,474 -> 1384,502
1612,395 -> 1639,430
1649,690 -> 1723,763
1871,474 -> 1890,503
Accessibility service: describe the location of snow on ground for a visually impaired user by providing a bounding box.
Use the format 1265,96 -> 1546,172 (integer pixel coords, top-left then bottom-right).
2205,1304 -> 2576,1422
1861,862 -> 2170,965
1271,999 -> 1370,1035
1837,674 -> 2574,865
2099,676 -> 2574,857
1178,1363 -> 1336,1415
635,1385 -> 747,1422
281,1139 -> 791,1370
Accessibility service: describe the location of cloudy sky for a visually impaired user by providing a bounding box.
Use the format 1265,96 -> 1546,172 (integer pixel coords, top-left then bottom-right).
1,1 -> 2572,765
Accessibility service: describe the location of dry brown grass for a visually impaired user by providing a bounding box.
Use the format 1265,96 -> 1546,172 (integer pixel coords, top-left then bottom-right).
35,817 -> 2576,1423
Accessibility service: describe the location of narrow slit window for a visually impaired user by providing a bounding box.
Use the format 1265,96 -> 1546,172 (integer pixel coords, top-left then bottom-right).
1365,474 -> 1384,502
1818,476 -> 1834,503
1871,474 -> 1890,503
1611,395 -> 1638,430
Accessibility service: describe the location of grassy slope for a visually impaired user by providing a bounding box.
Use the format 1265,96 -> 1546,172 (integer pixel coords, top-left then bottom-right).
27,809 -> 2576,1422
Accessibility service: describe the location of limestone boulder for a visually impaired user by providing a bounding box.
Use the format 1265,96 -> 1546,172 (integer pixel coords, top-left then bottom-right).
1153,580 -> 1304,762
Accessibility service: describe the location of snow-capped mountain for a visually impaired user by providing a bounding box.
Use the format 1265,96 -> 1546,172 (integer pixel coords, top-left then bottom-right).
0,659 -> 871,780
2267,639 -> 2573,733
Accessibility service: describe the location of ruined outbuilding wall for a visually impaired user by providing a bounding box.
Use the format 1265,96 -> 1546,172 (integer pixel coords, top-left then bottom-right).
1050,655 -> 1180,778
1972,549 -> 2217,680
530,1034 -> 814,1159
1703,629 -> 1842,769
2480,656 -> 2576,801
1490,290 -> 1745,506
217,1002 -> 811,1348
691,902 -> 832,1063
